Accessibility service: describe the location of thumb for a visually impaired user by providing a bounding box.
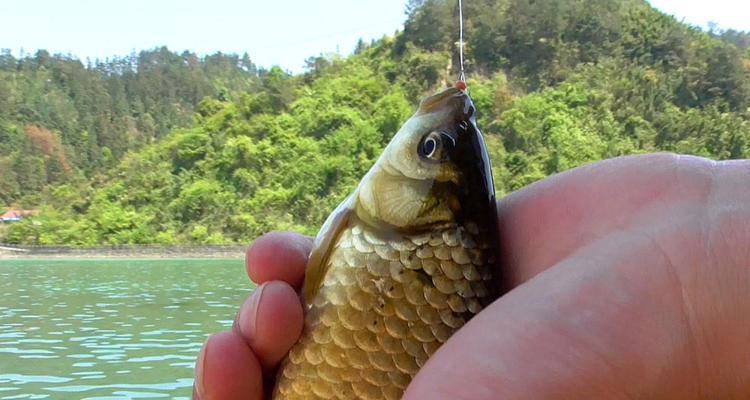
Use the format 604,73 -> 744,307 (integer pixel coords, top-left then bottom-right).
403,228 -> 700,400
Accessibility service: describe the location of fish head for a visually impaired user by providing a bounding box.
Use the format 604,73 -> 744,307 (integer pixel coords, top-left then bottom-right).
356,86 -> 496,231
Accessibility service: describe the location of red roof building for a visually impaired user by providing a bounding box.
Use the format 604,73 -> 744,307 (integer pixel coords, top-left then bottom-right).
1,209 -> 38,222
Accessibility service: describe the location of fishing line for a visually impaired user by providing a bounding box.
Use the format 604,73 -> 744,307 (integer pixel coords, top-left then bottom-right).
458,0 -> 466,83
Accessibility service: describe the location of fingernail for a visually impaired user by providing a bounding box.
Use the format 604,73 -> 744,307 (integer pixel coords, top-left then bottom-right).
240,283 -> 267,338
194,337 -> 209,399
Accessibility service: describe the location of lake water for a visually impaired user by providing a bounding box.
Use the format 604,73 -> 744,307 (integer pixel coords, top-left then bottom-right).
0,258 -> 252,399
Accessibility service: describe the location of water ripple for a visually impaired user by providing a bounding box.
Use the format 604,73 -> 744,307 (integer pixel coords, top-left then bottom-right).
0,259 -> 247,399
0,374 -> 72,384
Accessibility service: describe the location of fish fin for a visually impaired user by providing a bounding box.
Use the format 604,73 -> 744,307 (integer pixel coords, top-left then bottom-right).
303,194 -> 355,304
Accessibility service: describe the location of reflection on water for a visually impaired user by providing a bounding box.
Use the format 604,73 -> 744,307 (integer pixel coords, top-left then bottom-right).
0,259 -> 251,399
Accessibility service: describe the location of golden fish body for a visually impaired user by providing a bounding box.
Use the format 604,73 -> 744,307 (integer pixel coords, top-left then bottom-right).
274,220 -> 494,399
272,86 -> 499,399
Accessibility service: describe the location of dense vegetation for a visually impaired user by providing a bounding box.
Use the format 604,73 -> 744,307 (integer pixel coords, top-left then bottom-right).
0,48 -> 261,204
2,0 -> 749,245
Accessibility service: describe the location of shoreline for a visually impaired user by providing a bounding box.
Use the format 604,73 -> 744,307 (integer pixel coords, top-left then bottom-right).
0,244 -> 246,260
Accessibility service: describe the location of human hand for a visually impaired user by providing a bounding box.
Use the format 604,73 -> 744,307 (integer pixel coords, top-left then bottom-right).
194,153 -> 750,399
192,231 -> 312,399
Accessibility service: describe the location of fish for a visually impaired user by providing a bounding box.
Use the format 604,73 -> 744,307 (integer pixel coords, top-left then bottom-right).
272,84 -> 500,400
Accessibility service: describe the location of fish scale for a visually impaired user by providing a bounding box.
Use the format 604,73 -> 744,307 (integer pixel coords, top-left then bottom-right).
273,222 -> 494,400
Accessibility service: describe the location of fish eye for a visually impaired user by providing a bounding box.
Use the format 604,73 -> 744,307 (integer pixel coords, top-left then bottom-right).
418,131 -> 446,161
423,136 -> 438,157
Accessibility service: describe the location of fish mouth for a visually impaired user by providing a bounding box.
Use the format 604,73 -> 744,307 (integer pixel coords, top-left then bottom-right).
416,87 -> 469,117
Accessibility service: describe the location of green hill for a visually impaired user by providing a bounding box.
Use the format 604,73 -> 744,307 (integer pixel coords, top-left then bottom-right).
2,0 -> 749,245
0,47 -> 262,204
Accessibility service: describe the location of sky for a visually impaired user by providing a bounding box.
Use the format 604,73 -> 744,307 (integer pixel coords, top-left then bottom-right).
1,0 -> 748,74
649,0 -> 750,33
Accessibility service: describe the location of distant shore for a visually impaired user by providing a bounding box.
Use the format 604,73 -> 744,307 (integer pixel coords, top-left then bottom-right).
0,244 -> 246,259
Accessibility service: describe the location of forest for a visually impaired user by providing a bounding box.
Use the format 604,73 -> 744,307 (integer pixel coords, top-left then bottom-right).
1,0 -> 749,245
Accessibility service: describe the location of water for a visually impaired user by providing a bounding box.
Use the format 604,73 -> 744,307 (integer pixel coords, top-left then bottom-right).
0,258 -> 253,399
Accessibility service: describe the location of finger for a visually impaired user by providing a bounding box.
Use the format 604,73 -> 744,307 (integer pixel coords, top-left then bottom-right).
405,213 -> 703,399
246,231 -> 314,289
234,281 -> 304,370
194,332 -> 263,400
497,153 -> 716,285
